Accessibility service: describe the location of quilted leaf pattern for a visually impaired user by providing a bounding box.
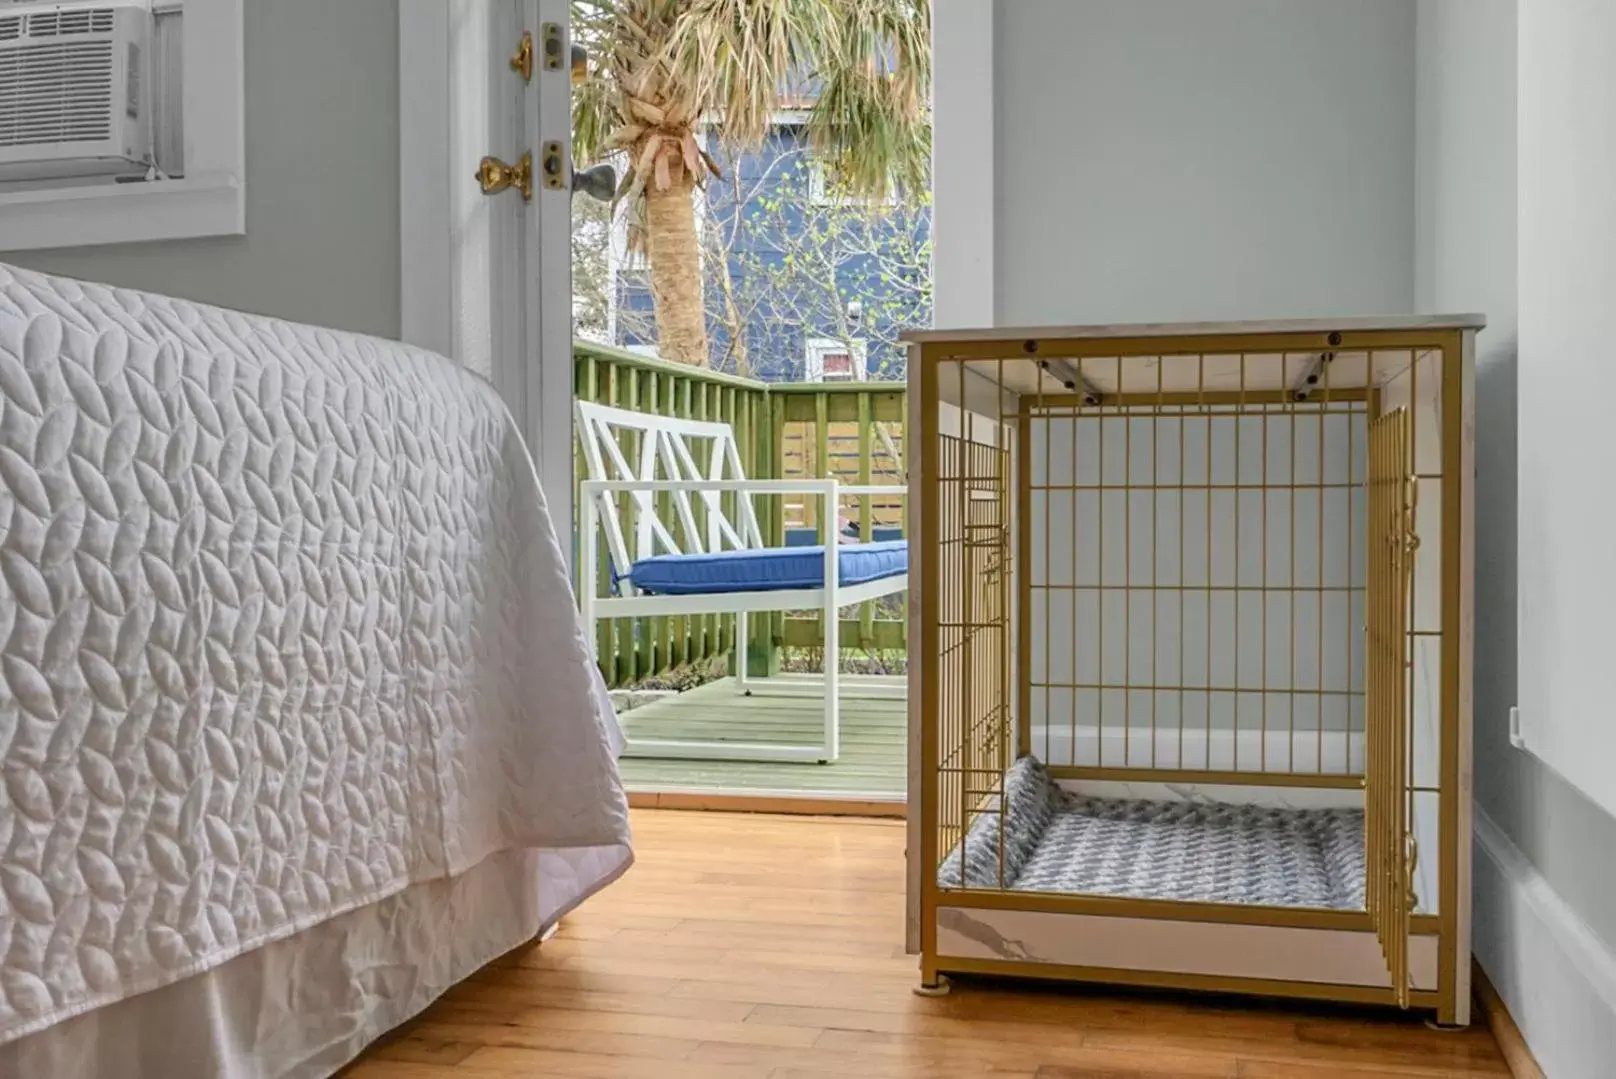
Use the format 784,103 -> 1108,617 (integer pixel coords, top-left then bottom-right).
0,264 -> 631,1046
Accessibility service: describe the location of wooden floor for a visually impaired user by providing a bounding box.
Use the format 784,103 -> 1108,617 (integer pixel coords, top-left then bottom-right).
615,678 -> 906,800
348,811 -> 1508,1079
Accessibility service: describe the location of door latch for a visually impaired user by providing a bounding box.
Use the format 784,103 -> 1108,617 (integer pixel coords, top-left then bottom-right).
541,23 -> 564,71
476,152 -> 532,201
540,141 -> 566,190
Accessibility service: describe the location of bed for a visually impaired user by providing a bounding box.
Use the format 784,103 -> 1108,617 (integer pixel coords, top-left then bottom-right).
0,264 -> 634,1078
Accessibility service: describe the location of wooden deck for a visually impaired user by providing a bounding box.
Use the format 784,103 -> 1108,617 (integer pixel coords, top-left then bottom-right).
615,679 -> 906,804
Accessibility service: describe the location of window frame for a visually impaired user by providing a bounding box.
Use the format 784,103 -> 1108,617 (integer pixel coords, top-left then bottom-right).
804,335 -> 867,382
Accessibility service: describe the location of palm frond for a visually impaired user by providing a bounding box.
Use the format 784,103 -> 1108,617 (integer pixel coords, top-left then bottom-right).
805,0 -> 931,200
666,0 -> 831,147
574,0 -> 929,203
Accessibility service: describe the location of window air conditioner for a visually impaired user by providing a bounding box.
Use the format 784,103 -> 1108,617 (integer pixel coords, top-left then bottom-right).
0,0 -> 153,182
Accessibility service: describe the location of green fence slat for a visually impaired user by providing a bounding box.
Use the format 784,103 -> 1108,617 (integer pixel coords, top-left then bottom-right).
858,393 -> 874,647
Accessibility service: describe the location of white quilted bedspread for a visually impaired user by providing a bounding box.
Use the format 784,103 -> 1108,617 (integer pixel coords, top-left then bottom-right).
0,264 -> 632,1045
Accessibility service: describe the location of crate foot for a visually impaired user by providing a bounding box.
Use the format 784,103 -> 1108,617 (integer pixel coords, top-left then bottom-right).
913,975 -> 951,998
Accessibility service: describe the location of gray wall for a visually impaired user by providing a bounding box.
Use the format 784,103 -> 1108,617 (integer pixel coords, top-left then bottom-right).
3,0 -> 401,340
1027,410 -> 1366,748
1415,0 -> 1616,952
994,0 -> 1417,326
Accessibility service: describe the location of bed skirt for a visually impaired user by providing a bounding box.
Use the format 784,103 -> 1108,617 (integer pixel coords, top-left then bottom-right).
0,843 -> 631,1079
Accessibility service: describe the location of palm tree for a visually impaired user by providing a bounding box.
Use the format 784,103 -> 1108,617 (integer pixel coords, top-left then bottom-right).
572,0 -> 930,367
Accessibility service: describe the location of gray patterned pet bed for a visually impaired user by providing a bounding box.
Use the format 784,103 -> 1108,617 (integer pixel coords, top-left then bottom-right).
937,757 -> 1368,910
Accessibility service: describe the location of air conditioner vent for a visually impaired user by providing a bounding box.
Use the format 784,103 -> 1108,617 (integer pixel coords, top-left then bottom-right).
0,2 -> 152,179
23,9 -> 116,38
0,42 -> 115,147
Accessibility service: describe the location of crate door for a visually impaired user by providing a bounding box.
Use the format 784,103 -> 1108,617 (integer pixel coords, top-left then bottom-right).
1366,407 -> 1418,1006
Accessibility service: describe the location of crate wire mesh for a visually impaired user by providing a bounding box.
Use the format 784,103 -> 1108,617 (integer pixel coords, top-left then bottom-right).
1025,394 -> 1370,778
933,401 -> 1014,885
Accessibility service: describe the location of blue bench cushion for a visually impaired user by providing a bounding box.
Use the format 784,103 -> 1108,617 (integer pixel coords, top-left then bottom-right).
630,540 -> 908,596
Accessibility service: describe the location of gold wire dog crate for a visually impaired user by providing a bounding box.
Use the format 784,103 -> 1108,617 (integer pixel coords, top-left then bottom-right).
903,317 -> 1481,1023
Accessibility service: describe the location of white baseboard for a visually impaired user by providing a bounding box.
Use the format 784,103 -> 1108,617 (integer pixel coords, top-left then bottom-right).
1473,808 -> 1616,1078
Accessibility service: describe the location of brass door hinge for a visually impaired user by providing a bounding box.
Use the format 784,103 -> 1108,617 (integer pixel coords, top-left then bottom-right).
510,30 -> 534,81
477,152 -> 532,201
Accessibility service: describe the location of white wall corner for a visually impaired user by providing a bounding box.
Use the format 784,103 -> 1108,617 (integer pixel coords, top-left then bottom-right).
930,0 -> 994,329
1473,808 -> 1616,1079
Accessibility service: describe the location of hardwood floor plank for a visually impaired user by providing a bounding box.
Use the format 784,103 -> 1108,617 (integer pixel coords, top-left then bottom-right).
1236,1063 -> 1472,1079
688,1041 -> 1033,1078
345,1063 -> 475,1079
1081,1026 -> 1510,1076
815,1028 -> 1240,1077
1033,1049 -> 1242,1078
456,1045 -> 769,1079
399,1022 -> 701,1062
1294,1019 -> 1511,1070
363,1035 -> 482,1066
347,810 -> 1508,1079
442,981 -> 758,1023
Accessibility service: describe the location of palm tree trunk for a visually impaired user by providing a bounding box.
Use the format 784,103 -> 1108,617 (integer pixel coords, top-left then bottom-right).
644,175 -> 709,366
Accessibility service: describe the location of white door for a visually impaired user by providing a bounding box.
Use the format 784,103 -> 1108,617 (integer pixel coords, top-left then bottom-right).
399,0 -> 576,563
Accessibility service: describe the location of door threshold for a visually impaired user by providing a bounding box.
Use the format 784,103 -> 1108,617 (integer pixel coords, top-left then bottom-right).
627,787 -> 906,818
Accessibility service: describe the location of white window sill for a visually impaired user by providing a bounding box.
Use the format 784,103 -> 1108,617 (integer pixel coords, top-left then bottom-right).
0,171 -> 245,253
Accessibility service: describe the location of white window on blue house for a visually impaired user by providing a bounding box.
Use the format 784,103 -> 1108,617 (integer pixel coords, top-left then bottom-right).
805,338 -> 867,382
807,161 -> 833,206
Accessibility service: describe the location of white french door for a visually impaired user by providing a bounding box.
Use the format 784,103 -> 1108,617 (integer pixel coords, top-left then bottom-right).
399,0 -> 576,568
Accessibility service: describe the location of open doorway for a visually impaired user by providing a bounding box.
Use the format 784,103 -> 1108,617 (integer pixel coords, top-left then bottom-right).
567,1 -> 931,811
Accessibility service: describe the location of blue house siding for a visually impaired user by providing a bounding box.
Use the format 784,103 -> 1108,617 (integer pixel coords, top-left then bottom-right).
615,125 -> 929,383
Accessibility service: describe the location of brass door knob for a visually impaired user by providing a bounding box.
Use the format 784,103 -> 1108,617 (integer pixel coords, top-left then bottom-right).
477,152 -> 532,201
511,31 -> 534,81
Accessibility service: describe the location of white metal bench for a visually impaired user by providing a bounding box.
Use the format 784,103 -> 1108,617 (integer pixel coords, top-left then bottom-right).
576,400 -> 908,763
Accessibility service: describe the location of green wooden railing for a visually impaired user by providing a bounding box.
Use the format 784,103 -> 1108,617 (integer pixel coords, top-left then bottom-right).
574,340 -> 907,688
